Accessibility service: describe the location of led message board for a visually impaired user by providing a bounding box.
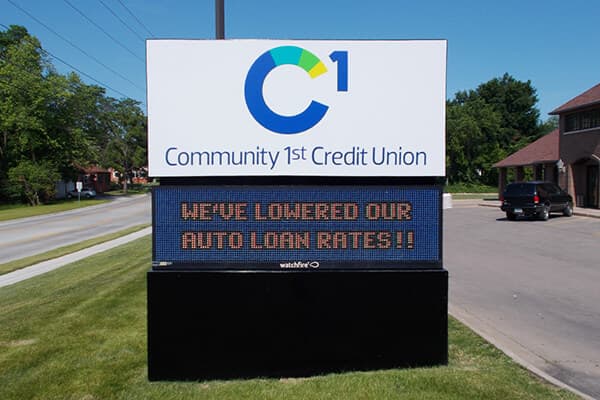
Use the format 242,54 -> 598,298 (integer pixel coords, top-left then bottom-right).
152,186 -> 441,270
146,40 -> 446,177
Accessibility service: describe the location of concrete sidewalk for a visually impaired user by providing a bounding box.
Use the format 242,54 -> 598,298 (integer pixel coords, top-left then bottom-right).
0,226 -> 151,288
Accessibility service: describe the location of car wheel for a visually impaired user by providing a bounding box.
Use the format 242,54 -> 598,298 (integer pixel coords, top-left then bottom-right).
506,212 -> 516,221
563,202 -> 573,217
539,205 -> 550,221
67,193 -> 72,199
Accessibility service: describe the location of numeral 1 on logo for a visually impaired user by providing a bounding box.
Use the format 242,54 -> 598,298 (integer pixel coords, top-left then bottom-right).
329,51 -> 348,92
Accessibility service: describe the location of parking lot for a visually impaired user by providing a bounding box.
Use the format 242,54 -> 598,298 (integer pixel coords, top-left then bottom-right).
445,203 -> 600,399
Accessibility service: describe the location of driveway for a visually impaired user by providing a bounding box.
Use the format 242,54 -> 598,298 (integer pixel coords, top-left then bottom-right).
445,202 -> 600,399
0,194 -> 151,263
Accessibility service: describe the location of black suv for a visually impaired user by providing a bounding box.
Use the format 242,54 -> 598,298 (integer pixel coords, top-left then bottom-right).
500,181 -> 573,221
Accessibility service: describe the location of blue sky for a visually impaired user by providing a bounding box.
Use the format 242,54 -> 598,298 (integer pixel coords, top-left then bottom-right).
2,0 -> 599,118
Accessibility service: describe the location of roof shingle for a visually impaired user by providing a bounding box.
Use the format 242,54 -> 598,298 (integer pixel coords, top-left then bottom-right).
493,129 -> 559,168
550,83 -> 600,114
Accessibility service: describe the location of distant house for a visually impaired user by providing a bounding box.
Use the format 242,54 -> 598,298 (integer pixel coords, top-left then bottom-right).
108,166 -> 149,185
131,167 -> 149,184
108,167 -> 120,184
78,166 -> 111,193
494,83 -> 600,208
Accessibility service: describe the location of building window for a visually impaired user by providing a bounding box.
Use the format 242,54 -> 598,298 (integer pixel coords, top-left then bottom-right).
565,113 -> 578,132
564,109 -> 600,133
590,109 -> 600,127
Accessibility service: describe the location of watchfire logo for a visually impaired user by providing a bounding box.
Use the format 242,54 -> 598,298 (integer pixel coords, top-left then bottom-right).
244,45 -> 348,134
279,261 -> 320,269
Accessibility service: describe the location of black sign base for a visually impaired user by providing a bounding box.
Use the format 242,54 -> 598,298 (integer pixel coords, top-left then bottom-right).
147,269 -> 448,381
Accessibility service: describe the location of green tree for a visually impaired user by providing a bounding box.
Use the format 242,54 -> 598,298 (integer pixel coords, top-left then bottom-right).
7,160 -> 60,206
477,73 -> 541,149
43,72 -> 108,181
1,25 -> 147,204
539,115 -> 558,135
100,98 -> 147,193
455,73 -> 541,152
447,74 -> 545,185
0,25 -> 50,170
446,97 -> 503,185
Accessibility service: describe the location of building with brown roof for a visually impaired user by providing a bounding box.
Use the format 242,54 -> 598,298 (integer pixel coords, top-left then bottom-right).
550,83 -> 600,208
78,165 -> 111,193
493,129 -> 559,195
494,83 -> 600,208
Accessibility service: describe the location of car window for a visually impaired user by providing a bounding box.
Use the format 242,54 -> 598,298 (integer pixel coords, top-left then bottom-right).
505,183 -> 535,195
537,184 -> 548,197
542,183 -> 560,194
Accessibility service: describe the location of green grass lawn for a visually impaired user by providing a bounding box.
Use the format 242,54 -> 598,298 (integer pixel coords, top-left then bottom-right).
451,193 -> 499,200
0,199 -> 108,222
104,183 -> 157,197
104,188 -> 149,196
445,183 -> 497,194
0,236 -> 577,400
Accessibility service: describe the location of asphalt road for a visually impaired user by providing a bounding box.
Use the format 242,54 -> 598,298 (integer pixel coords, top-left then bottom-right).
0,194 -> 151,263
445,202 -> 600,399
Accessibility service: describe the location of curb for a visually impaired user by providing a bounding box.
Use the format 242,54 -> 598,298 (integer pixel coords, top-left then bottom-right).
478,202 -> 600,219
449,305 -> 597,400
572,210 -> 600,219
0,226 -> 152,289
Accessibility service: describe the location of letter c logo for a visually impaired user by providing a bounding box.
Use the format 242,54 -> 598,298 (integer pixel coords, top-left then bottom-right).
244,46 -> 329,135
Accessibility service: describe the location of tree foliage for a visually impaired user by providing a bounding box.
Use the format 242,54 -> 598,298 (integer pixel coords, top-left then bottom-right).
446,73 -> 547,186
0,25 -> 48,167
447,98 -> 503,185
476,73 -> 541,147
99,98 -> 147,193
7,160 -> 60,206
0,25 -> 146,204
539,115 -> 558,135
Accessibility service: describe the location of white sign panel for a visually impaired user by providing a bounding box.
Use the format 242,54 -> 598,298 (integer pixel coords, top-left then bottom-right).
147,39 -> 446,177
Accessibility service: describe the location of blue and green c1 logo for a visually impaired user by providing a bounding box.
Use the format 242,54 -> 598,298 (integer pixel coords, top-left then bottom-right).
244,46 -> 348,135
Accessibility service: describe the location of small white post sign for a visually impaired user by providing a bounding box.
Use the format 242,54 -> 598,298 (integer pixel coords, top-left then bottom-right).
75,181 -> 83,202
146,39 -> 446,177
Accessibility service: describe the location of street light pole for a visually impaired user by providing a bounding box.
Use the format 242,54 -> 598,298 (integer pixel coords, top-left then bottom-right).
216,0 -> 224,39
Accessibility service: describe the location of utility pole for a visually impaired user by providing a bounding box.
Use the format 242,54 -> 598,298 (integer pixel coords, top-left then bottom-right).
216,0 -> 224,39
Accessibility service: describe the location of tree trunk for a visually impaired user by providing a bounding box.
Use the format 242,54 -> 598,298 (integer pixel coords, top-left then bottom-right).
0,131 -> 6,158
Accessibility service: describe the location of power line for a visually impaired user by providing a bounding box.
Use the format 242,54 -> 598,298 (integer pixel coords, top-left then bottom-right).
116,0 -> 154,38
5,1 -> 144,92
0,23 -> 132,99
42,48 -> 133,99
98,0 -> 145,42
62,0 -> 145,63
